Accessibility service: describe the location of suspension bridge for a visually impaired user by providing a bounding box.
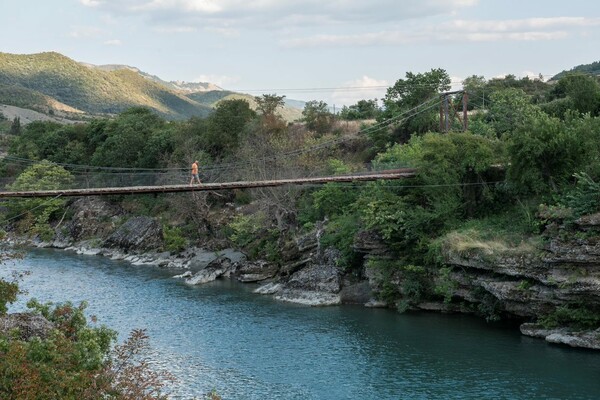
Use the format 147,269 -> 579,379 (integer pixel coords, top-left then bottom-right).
0,169 -> 416,198
0,90 -> 477,199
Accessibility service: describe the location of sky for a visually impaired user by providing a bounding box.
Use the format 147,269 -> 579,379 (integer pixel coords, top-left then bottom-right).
1,0 -> 599,106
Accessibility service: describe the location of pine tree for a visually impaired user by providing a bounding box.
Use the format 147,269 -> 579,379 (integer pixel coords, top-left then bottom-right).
9,116 -> 21,135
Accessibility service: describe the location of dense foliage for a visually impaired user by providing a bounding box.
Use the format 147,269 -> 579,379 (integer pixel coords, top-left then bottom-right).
0,299 -> 173,399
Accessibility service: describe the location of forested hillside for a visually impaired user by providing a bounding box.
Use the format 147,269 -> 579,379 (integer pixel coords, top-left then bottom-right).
552,60 -> 600,80
0,52 -> 213,119
0,52 -> 304,122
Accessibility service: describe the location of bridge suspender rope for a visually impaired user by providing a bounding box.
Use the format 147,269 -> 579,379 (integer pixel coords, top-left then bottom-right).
0,169 -> 417,198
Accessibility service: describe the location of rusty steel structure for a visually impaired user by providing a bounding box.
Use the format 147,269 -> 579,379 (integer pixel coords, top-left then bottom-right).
439,90 -> 468,133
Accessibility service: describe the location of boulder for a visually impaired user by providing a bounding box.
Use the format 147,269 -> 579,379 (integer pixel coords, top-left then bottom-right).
339,279 -> 372,304
185,256 -> 235,285
235,260 -> 279,282
0,313 -> 54,341
275,250 -> 343,306
104,216 -> 163,252
65,197 -> 123,241
254,282 -> 283,295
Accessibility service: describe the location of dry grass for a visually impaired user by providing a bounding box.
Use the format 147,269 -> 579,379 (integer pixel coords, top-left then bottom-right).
443,229 -> 539,256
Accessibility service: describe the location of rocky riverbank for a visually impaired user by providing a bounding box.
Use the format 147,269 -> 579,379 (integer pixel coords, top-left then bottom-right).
8,196 -> 600,350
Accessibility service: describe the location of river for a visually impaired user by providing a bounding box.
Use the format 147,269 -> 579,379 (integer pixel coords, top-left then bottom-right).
2,248 -> 600,399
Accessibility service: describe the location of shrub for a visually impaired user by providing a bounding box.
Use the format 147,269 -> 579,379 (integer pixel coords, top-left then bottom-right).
319,214 -> 362,270
539,305 -> 600,330
163,225 -> 187,253
565,172 -> 600,217
0,299 -> 174,399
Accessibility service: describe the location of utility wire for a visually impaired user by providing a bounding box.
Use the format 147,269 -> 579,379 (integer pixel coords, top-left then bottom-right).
0,94 -> 443,175
0,194 -> 63,227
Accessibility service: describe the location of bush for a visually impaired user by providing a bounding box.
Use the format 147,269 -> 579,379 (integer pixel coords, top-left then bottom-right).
564,172 -> 600,217
163,225 -> 187,253
319,214 -> 362,270
367,259 -> 430,306
0,298 -> 174,399
228,213 -> 280,262
539,305 -> 600,330
5,161 -> 74,238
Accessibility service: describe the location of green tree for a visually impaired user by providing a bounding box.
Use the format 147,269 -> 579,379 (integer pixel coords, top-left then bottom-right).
91,107 -> 167,168
507,113 -> 600,194
302,100 -> 333,134
0,298 -> 173,399
486,88 -> 543,138
5,161 -> 74,239
255,94 -> 285,118
340,99 -> 381,120
483,74 -> 550,104
8,116 -> 21,135
359,132 -> 502,257
549,74 -> 600,116
462,75 -> 487,110
9,121 -> 58,160
205,99 -> 256,157
254,94 -> 286,136
375,69 -> 451,151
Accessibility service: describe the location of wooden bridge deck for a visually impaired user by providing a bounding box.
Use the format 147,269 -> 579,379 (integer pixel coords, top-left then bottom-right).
0,169 -> 416,198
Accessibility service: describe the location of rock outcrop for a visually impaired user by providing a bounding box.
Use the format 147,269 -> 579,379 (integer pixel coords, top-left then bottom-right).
186,256 -> 235,285
0,313 -> 54,341
435,213 -> 600,349
520,323 -> 600,350
104,216 -> 164,252
65,197 -> 123,241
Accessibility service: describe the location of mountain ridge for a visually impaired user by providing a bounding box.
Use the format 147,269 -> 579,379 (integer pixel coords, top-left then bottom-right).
0,51 -> 302,122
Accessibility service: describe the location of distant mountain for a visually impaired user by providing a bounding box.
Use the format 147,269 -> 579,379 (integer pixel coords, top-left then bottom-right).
0,52 -> 212,120
188,90 -> 304,122
84,63 -> 222,93
0,51 -> 303,122
551,61 -> 600,81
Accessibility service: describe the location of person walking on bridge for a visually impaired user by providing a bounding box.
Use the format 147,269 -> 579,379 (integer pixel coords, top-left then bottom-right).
190,160 -> 201,186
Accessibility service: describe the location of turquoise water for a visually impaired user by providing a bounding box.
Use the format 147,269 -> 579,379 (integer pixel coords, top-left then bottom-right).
3,249 -> 600,399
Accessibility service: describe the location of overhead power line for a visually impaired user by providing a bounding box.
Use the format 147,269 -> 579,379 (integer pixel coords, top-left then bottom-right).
1,94 -> 443,175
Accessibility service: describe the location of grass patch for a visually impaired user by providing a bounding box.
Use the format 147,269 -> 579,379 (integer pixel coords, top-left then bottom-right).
439,208 -> 542,257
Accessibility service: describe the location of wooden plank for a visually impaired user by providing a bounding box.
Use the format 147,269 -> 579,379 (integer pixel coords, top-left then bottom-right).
0,170 -> 416,198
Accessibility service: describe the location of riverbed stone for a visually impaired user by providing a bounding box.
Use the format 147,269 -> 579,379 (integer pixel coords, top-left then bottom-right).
235,260 -> 279,282
254,282 -> 283,295
275,290 -> 341,306
185,256 -> 235,285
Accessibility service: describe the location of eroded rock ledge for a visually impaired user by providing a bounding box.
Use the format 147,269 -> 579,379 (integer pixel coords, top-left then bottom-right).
9,197 -> 600,349
520,323 -> 600,350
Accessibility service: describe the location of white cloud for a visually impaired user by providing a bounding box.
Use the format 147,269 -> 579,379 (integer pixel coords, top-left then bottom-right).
68,26 -> 104,38
194,74 -> 240,87
447,17 -> 600,32
79,0 -> 479,29
80,0 -> 104,7
154,26 -> 197,33
281,16 -> 598,47
331,76 -> 388,106
205,26 -> 239,38
450,76 -> 464,91
103,39 -> 122,45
